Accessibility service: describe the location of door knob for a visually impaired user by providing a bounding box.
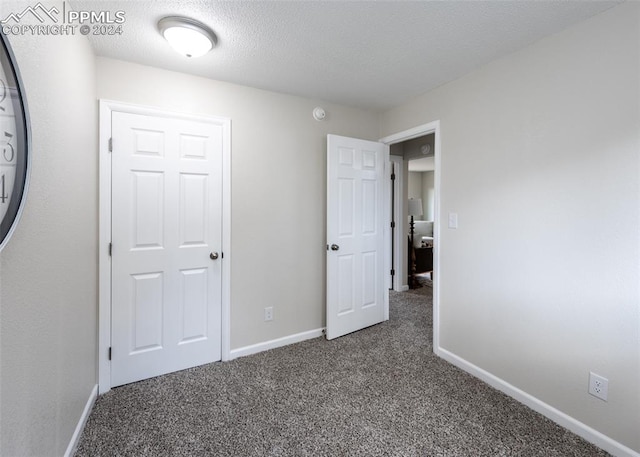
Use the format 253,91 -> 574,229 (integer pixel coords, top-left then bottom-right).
210,252 -> 219,260
330,244 -> 339,251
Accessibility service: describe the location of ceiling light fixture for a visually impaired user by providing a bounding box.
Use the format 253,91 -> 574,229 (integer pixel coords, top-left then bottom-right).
158,16 -> 217,58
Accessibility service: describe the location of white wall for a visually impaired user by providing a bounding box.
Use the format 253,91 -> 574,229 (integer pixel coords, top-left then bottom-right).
404,134 -> 435,221
408,171 -> 423,212
408,171 -> 434,221
422,171 -> 434,221
0,23 -> 98,457
382,3 -> 639,454
96,58 -> 380,350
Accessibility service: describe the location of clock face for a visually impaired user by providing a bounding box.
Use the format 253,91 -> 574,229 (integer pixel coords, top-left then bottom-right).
0,32 -> 29,251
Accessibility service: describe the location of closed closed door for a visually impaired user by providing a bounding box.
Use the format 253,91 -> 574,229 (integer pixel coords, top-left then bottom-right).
110,111 -> 223,387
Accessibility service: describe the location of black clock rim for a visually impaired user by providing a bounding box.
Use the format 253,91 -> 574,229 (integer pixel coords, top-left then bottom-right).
0,31 -> 30,250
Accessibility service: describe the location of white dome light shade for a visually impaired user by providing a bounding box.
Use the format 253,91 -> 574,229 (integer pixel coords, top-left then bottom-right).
158,17 -> 217,58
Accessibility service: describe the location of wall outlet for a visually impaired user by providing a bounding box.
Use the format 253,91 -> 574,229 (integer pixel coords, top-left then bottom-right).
264,306 -> 273,322
588,372 -> 608,401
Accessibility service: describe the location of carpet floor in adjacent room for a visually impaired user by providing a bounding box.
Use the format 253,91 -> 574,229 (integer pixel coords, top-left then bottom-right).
75,283 -> 608,456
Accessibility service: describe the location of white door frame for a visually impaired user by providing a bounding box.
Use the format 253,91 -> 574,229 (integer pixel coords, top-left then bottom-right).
98,99 -> 232,394
379,121 -> 441,350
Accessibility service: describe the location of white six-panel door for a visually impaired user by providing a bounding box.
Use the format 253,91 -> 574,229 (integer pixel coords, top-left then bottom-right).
111,111 -> 223,387
326,134 -> 388,340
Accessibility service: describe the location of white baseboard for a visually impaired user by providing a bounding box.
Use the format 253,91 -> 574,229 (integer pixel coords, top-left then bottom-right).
64,384 -> 98,457
396,285 -> 409,292
435,347 -> 639,457
230,328 -> 325,360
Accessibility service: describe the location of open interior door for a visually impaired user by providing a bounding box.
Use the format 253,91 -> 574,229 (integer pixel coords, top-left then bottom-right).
326,134 -> 388,340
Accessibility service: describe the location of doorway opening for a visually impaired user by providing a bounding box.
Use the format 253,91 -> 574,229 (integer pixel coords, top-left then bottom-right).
380,121 -> 440,349
405,136 -> 436,289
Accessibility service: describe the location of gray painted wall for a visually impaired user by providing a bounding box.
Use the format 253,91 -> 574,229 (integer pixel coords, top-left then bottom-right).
408,172 -> 423,213
408,171 -> 435,221
422,171 -> 435,221
381,3 -> 640,452
95,57 -> 380,351
0,29 -> 98,456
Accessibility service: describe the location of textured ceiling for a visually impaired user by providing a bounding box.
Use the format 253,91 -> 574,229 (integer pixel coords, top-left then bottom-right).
71,0 -> 619,111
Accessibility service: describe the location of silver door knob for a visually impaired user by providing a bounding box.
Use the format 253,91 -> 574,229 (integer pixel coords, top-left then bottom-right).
210,252 -> 219,260
330,244 -> 339,251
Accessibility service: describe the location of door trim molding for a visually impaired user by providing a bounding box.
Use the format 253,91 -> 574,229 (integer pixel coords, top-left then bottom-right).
98,99 -> 232,393
379,120 -> 441,351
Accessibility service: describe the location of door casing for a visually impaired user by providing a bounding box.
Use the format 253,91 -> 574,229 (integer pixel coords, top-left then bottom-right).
98,100 -> 232,394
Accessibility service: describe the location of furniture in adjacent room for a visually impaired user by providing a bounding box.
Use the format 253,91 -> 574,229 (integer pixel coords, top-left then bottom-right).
408,199 -> 423,288
408,220 -> 434,284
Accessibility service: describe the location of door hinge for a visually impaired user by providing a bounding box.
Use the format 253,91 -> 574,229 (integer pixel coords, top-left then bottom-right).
391,269 -> 395,276
390,221 -> 395,228
108,242 -> 112,256
391,173 -> 396,180
108,347 -> 112,361
108,137 -> 113,152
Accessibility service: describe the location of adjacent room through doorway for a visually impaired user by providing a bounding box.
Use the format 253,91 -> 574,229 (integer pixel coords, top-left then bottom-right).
389,132 -> 436,295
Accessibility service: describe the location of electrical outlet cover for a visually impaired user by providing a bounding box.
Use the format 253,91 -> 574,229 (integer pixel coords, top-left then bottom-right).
588,372 -> 608,401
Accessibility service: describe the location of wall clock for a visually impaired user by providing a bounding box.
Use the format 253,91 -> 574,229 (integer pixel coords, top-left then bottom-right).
0,32 -> 29,251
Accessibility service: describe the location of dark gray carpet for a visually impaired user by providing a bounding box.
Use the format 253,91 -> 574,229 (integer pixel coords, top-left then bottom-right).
407,273 -> 433,297
75,289 -> 608,456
